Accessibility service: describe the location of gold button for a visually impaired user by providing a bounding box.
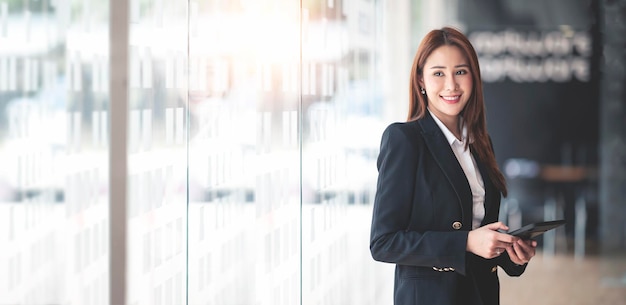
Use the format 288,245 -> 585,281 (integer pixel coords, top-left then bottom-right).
491,266 -> 498,273
452,221 -> 462,230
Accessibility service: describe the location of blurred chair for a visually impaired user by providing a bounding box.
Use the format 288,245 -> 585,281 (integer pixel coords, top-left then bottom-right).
540,164 -> 596,259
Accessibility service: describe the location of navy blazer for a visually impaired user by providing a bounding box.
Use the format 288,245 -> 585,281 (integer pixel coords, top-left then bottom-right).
370,112 -> 526,305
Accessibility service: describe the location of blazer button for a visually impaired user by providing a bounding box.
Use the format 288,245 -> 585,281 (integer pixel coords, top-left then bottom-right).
491,266 -> 498,273
452,221 -> 462,230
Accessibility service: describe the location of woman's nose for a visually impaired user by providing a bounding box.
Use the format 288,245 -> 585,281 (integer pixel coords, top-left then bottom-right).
445,75 -> 458,91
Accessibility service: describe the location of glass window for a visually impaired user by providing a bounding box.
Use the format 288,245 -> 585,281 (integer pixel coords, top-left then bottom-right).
186,1 -> 302,304
126,1 -> 188,304
299,0 -> 391,304
0,1 -> 110,304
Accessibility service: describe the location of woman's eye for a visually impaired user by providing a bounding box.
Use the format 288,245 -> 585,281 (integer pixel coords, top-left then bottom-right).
456,70 -> 468,75
434,72 -> 443,77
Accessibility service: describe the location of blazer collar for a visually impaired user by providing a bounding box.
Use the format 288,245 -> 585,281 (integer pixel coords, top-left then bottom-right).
418,111 -> 473,225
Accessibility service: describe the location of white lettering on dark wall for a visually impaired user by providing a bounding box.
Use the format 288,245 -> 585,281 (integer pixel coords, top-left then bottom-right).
469,30 -> 592,83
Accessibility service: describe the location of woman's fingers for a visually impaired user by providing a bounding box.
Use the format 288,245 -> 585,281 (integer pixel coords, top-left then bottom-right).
505,246 -> 523,264
468,223 -> 520,259
494,232 -> 518,250
509,239 -> 537,264
513,242 -> 527,262
484,221 -> 509,232
483,232 -> 517,258
476,226 -> 539,264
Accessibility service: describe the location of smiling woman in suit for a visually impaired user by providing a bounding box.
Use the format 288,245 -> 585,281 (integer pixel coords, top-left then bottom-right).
370,27 -> 538,305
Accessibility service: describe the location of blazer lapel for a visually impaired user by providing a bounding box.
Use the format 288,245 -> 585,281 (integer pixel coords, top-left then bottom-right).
417,112 -> 473,226
471,148 -> 499,224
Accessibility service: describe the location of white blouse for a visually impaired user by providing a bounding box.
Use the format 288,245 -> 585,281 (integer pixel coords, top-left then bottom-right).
429,110 -> 486,229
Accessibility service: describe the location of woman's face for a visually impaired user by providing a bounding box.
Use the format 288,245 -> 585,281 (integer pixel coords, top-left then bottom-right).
420,45 -> 473,124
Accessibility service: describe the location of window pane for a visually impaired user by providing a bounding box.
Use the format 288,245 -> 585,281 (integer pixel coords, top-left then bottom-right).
186,1 -> 301,304
126,1 -> 187,305
0,1 -> 110,304
300,1 -> 392,304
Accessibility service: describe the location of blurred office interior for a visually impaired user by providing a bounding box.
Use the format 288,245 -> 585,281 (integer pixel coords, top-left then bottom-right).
0,0 -> 624,304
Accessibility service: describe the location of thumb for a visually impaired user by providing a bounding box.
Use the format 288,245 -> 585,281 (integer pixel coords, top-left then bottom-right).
484,221 -> 509,232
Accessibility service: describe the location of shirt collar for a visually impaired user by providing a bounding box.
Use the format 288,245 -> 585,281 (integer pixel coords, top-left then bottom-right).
428,109 -> 467,146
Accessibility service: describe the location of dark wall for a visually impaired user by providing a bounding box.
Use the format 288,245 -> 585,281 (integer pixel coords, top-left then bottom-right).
458,0 -> 600,166
456,0 -> 603,239
599,0 -> 626,251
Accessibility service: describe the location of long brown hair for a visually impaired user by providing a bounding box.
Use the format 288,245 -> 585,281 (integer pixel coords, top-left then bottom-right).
408,27 -> 508,197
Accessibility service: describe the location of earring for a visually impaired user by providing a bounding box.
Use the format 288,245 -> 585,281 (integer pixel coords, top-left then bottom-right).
420,87 -> 426,95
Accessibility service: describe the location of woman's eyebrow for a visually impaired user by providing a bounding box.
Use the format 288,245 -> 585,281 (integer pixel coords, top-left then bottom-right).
429,64 -> 470,69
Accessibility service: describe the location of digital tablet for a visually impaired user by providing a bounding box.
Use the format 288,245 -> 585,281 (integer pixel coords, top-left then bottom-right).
507,220 -> 566,239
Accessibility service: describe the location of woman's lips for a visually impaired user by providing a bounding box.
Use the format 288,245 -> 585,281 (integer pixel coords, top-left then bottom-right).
441,95 -> 460,103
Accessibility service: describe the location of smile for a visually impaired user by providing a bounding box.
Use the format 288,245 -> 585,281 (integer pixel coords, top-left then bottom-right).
441,95 -> 460,102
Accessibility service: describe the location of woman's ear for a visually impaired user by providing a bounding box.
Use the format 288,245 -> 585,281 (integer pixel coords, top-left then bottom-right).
418,78 -> 426,95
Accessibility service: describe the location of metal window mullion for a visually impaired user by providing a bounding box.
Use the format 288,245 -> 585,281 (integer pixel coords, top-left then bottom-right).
109,1 -> 129,304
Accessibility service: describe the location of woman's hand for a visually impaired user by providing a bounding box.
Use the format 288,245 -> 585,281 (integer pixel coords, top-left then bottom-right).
506,239 -> 537,265
466,222 -> 519,259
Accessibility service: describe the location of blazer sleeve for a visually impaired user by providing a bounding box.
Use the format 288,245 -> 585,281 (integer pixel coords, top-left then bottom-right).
497,251 -> 527,276
370,123 -> 470,275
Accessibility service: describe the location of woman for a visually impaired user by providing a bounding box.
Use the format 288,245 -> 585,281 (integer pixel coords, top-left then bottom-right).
369,27 -> 537,305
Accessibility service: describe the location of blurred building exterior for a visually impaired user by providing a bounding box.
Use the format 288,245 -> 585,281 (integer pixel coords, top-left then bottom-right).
0,1 -> 623,305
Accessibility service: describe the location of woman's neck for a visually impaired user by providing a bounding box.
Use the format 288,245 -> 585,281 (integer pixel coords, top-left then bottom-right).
433,112 -> 461,140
